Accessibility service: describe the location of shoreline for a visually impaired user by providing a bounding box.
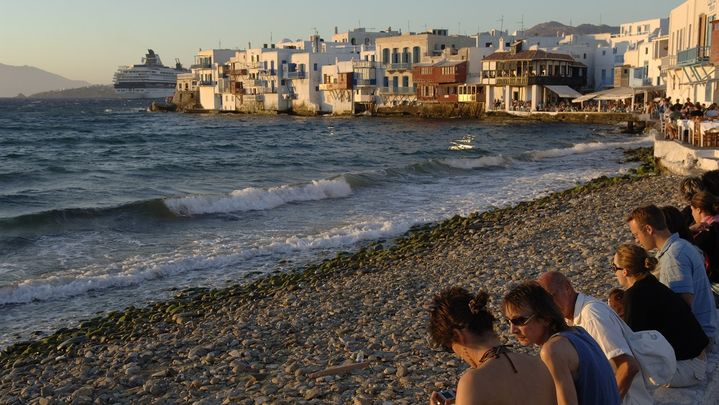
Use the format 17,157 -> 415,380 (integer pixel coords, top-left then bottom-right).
6,147 -> 713,404
0,148 -> 656,364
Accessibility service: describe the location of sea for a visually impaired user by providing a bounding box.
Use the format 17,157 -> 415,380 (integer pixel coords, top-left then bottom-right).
0,98 -> 652,348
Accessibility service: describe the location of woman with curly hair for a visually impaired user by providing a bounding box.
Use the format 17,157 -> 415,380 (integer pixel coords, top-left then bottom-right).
427,287 -> 555,405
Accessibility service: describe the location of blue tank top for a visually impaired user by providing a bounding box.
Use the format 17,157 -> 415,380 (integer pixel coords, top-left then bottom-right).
557,327 -> 621,405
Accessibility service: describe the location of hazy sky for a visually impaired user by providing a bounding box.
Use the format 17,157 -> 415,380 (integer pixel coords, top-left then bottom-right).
0,0 -> 681,84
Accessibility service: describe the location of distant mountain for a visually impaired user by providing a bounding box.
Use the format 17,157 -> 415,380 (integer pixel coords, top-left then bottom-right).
29,85 -> 119,99
0,63 -> 92,98
524,21 -> 619,37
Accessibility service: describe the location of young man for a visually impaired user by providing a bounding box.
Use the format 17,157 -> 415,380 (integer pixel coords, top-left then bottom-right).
538,272 -> 651,404
626,204 -> 718,342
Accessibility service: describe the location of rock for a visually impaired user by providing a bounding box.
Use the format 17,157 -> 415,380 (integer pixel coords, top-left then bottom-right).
304,388 -> 320,400
143,378 -> 168,396
127,375 -> 144,387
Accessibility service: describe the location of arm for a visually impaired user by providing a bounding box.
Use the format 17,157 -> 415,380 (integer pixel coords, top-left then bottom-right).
540,337 -> 579,405
609,354 -> 640,399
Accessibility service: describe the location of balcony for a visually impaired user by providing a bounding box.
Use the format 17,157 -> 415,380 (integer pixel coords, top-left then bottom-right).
385,63 -> 411,71
319,82 -> 351,91
676,46 -> 710,66
242,79 -> 264,87
355,79 -> 377,87
231,68 -> 249,76
459,94 -> 480,102
353,60 -> 378,69
355,94 -> 375,103
191,62 -> 212,69
285,71 -> 306,80
244,94 -> 264,102
377,87 -> 416,95
495,75 -> 585,87
660,56 -> 674,73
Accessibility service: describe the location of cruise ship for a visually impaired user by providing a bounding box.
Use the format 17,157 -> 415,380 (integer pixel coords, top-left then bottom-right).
113,49 -> 188,99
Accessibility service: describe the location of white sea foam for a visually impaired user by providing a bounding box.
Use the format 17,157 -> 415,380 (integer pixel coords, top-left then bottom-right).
0,219 -> 412,305
164,178 -> 353,215
440,155 -> 512,170
527,135 -> 653,160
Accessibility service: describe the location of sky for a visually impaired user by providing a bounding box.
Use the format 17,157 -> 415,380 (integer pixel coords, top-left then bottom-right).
0,0 -> 682,84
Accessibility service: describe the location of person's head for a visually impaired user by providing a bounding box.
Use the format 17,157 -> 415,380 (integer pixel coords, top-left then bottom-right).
612,243 -> 658,287
536,271 -> 577,320
502,281 -> 568,346
607,288 -> 625,318
701,170 -> 719,196
428,287 -> 496,362
680,176 -> 705,203
660,205 -> 694,243
626,205 -> 668,250
690,191 -> 719,223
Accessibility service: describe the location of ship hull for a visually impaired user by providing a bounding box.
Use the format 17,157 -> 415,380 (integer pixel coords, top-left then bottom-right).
113,87 -> 175,99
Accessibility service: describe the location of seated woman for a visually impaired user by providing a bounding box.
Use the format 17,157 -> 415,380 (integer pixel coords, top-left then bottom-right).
503,282 -> 620,405
679,176 -> 706,227
689,191 -> 719,292
427,287 -> 555,405
613,243 -> 709,387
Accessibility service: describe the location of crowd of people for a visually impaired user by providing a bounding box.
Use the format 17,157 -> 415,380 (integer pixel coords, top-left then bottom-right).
660,97 -> 719,141
427,170 -> 719,405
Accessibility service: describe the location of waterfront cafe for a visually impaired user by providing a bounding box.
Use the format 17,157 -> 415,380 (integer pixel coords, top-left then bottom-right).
481,42 -> 587,111
572,84 -> 666,112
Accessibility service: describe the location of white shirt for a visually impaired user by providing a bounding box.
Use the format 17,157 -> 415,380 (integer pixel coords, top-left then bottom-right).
573,293 -> 654,405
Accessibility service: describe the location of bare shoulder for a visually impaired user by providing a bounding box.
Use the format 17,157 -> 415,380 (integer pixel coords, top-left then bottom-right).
540,335 -> 577,365
456,367 -> 493,402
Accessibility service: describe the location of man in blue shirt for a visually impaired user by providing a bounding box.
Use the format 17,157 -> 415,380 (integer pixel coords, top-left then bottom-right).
626,204 -> 718,342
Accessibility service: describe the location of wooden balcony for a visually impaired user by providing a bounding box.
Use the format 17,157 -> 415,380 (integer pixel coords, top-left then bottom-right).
319,82 -> 352,91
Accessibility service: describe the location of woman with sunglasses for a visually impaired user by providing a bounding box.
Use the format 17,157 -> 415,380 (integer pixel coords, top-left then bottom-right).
613,243 -> 709,387
427,287 -> 555,405
503,281 -> 620,405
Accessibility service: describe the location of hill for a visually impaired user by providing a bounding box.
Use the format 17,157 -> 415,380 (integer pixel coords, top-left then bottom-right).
524,21 -> 619,37
0,63 -> 92,98
29,85 -> 119,99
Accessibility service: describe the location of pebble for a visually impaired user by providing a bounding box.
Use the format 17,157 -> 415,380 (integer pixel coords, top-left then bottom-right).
0,172 -> 701,404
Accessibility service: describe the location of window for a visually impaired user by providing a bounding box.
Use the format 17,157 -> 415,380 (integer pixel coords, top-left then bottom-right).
485,42 -> 492,47
602,50 -> 606,56
583,53 -> 587,59
383,77 -> 389,87
313,63 -> 317,71
402,76 -> 409,87
413,46 -> 421,63
315,86 -> 319,91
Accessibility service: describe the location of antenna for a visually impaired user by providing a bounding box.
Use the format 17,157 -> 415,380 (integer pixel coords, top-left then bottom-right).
312,27 -> 318,36
408,20 -> 410,32
270,32 -> 273,44
517,14 -> 525,34
498,15 -> 504,34
219,40 -> 222,48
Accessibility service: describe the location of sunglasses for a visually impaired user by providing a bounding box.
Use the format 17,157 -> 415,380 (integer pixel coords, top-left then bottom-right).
508,313 -> 536,327
611,263 -> 624,272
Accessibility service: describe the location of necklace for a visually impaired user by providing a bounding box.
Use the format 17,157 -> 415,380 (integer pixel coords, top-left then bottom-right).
477,345 -> 518,373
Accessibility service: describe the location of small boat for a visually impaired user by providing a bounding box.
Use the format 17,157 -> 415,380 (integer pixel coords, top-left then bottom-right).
449,135 -> 475,151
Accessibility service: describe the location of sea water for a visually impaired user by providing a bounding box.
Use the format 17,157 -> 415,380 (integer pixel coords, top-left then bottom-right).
0,98 -> 651,347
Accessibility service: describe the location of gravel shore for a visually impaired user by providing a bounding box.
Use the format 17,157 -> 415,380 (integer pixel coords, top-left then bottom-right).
2,163 -> 718,404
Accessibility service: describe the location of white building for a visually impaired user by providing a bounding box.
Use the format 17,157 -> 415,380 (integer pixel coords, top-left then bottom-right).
331,27 -> 400,46
191,49 -> 236,110
665,0 -> 718,104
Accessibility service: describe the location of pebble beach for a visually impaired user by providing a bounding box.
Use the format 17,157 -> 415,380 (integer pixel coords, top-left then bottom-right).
3,162 -> 719,404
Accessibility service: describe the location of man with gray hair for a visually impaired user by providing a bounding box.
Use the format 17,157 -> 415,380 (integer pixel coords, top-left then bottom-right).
538,271 -> 652,405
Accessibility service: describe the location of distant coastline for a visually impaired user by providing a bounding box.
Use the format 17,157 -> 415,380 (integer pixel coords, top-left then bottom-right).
20,85 -> 120,99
